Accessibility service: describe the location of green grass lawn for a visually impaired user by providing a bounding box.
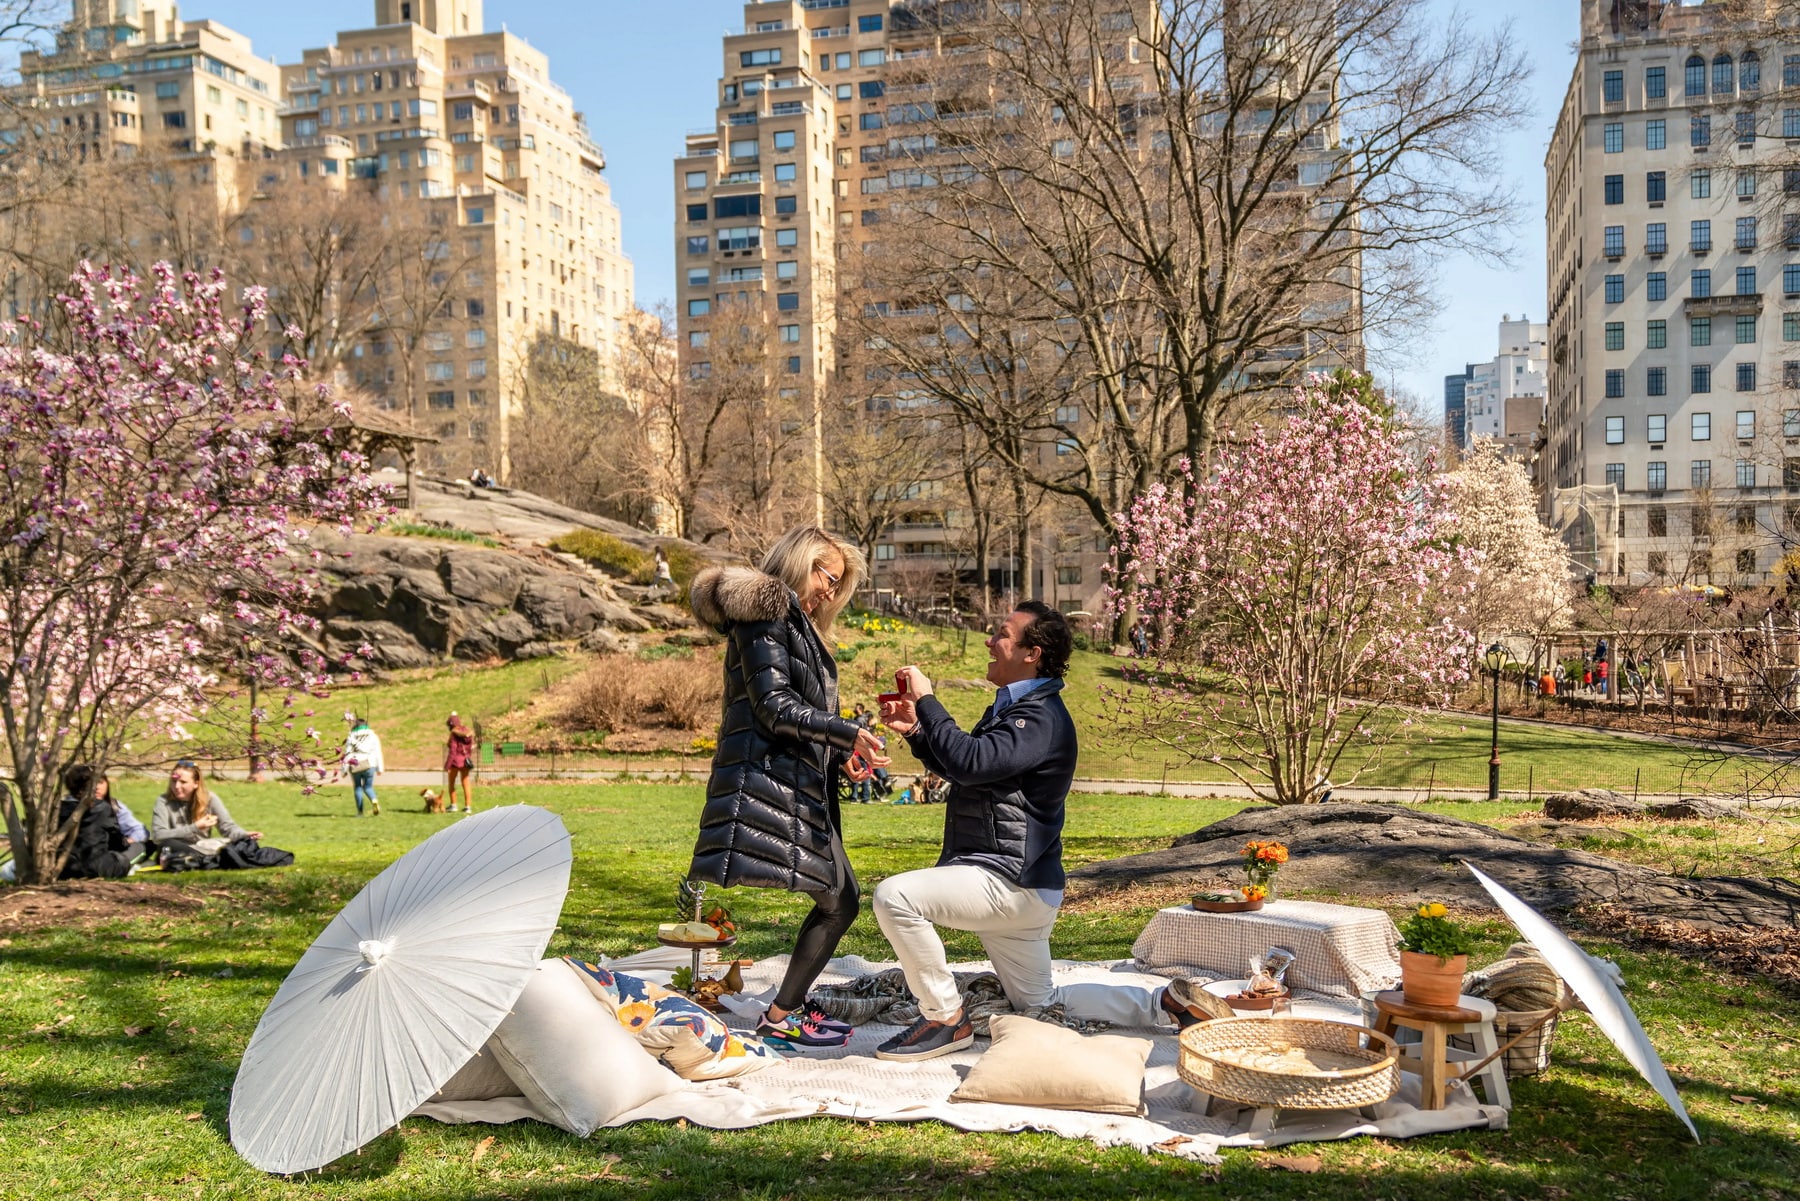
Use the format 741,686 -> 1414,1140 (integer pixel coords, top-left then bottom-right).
2,779 -> 1795,1199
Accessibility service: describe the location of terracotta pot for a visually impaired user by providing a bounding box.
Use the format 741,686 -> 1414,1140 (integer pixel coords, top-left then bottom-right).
1399,950 -> 1468,1008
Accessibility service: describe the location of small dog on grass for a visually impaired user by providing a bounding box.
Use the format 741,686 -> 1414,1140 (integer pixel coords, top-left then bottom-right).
421,787 -> 446,814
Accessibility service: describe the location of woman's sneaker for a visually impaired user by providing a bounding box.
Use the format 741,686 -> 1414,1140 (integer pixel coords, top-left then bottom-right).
758,1008 -> 850,1049
797,1001 -> 853,1035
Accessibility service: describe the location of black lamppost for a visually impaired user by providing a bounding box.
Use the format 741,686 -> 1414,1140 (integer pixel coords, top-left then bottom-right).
1485,642 -> 1505,800
244,636 -> 266,782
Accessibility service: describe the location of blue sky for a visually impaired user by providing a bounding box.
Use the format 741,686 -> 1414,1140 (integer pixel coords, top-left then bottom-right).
186,0 -> 1578,415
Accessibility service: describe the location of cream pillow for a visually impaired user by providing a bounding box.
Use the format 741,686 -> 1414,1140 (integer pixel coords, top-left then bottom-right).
951,1015 -> 1153,1116
489,960 -> 685,1135
429,1040 -> 520,1103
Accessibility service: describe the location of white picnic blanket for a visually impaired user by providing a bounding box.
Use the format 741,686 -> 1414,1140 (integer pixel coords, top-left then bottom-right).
419,954 -> 1505,1161
1131,901 -> 1403,997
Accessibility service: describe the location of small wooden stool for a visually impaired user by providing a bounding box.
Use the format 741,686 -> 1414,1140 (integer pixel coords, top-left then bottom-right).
1371,991 -> 1510,1111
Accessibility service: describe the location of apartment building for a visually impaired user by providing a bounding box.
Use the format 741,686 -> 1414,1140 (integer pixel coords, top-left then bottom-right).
10,1 -> 279,192
2,0 -> 634,482
1545,0 -> 1800,585
677,0 -> 1353,614
1444,365 -> 1472,453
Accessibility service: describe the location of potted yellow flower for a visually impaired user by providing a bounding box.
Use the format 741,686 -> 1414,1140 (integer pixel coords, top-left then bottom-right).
1396,902 -> 1474,1007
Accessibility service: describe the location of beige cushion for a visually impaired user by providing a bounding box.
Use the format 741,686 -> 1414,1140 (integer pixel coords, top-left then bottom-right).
489,960 -> 685,1135
951,1015 -> 1153,1116
429,1040 -> 520,1102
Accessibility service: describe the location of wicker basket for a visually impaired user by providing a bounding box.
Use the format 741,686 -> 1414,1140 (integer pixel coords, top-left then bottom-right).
1178,1018 -> 1399,1111
1493,1006 -> 1560,1078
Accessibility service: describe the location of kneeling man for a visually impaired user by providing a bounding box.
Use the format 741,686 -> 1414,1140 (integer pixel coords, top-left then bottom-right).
872,602 -> 1220,1061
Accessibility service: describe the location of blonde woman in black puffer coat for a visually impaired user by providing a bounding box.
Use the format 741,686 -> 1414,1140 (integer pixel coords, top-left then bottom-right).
688,526 -> 888,1051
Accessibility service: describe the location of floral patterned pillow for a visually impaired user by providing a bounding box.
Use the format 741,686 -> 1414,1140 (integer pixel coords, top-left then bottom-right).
561,958 -> 776,1081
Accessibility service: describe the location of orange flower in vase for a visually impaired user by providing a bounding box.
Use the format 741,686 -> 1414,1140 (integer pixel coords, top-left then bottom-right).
1241,840 -> 1289,900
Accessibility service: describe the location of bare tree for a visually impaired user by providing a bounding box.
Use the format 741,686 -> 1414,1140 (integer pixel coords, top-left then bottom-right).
854,0 -> 1527,550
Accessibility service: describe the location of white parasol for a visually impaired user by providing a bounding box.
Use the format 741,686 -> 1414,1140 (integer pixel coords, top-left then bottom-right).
1465,862 -> 1699,1142
231,805 -> 573,1174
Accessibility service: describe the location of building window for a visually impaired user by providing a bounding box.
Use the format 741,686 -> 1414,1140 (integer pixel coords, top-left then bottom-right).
1605,415 -> 1625,444
1738,362 -> 1758,390
775,195 -> 798,215
1605,274 -> 1625,303
686,268 -> 710,287
1692,219 -> 1712,252
1647,65 -> 1666,98
1716,53 -> 1735,93
740,48 -> 781,67
1738,169 -> 1758,198
1692,316 -> 1712,346
1604,225 -> 1624,257
777,292 -> 800,311
1056,566 -> 1082,585
1692,268 -> 1712,299
1646,170 -> 1666,202
776,228 -> 799,247
1745,50 -> 1763,89
1604,174 -> 1623,204
1605,369 -> 1624,398
1647,223 -> 1667,255
687,299 -> 710,317
1604,122 -> 1623,153
772,130 -> 796,151
777,261 -> 798,279
1788,313 -> 1800,341
687,330 -> 709,348
774,163 -> 797,182
1649,461 -> 1669,492
1738,548 -> 1758,574
1606,463 -> 1626,486
686,235 -> 708,255
1687,54 -> 1707,96
1738,266 -> 1758,295
858,48 -> 886,67
1648,367 -> 1668,397
1647,319 -> 1667,349
784,355 -> 802,373
1788,410 -> 1800,436
778,324 -> 800,343
858,13 -> 884,32
685,170 -> 707,190
1788,109 -> 1800,140
1737,216 -> 1759,250
860,112 -> 884,131
1694,365 -> 1713,393
466,359 -> 486,379
1603,69 -> 1624,102
1605,321 -> 1625,350
1738,410 -> 1757,439
1692,460 -> 1713,488
1694,412 -> 1713,440
1787,265 -> 1800,297
1648,271 -> 1667,301
1737,111 -> 1757,145
1789,459 -> 1800,487
1647,118 -> 1666,150
1648,550 -> 1668,573
1692,114 -> 1712,147
1737,315 -> 1758,344
1692,549 -> 1712,578
427,390 -> 455,410
426,362 -> 454,381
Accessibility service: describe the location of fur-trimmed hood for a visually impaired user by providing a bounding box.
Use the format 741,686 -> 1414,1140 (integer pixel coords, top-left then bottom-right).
690,565 -> 793,629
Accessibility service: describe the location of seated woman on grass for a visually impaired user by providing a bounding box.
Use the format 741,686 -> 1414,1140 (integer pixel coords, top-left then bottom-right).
152,761 -> 260,860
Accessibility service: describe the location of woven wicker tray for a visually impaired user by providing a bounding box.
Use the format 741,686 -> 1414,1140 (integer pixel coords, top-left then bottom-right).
1179,1019 -> 1399,1111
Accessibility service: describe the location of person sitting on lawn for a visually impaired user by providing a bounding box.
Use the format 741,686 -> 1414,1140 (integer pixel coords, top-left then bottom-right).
56,764 -> 136,879
97,773 -> 149,863
152,761 -> 260,860
871,603 -> 1225,1061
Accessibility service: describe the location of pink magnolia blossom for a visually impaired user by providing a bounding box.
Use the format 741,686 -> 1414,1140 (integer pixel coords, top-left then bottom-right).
1108,380 -> 1477,804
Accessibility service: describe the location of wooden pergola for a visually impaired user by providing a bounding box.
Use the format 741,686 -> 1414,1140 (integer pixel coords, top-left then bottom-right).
296,401 -> 438,511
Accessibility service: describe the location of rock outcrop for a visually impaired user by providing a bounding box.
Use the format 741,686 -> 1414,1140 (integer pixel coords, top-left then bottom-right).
1542,788 -> 1739,822
313,532 -> 644,667
1068,803 -> 1800,931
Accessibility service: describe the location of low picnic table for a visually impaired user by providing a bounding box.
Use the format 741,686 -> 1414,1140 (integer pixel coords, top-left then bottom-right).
1131,899 -> 1402,998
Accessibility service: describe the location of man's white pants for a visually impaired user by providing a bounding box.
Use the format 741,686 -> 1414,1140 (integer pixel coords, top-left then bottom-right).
872,864 -> 1167,1027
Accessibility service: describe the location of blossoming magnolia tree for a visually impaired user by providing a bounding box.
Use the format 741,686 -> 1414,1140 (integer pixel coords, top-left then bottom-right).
1442,440 -> 1573,643
0,264 -> 389,884
1110,382 -> 1476,804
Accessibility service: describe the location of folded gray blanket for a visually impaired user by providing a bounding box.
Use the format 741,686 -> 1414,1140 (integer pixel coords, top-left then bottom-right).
810,967 -> 1109,1034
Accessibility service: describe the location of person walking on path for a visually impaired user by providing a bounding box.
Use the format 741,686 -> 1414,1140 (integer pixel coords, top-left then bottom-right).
871,603 -> 1223,1061
443,713 -> 476,813
688,525 -> 889,1052
342,715 -> 385,817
